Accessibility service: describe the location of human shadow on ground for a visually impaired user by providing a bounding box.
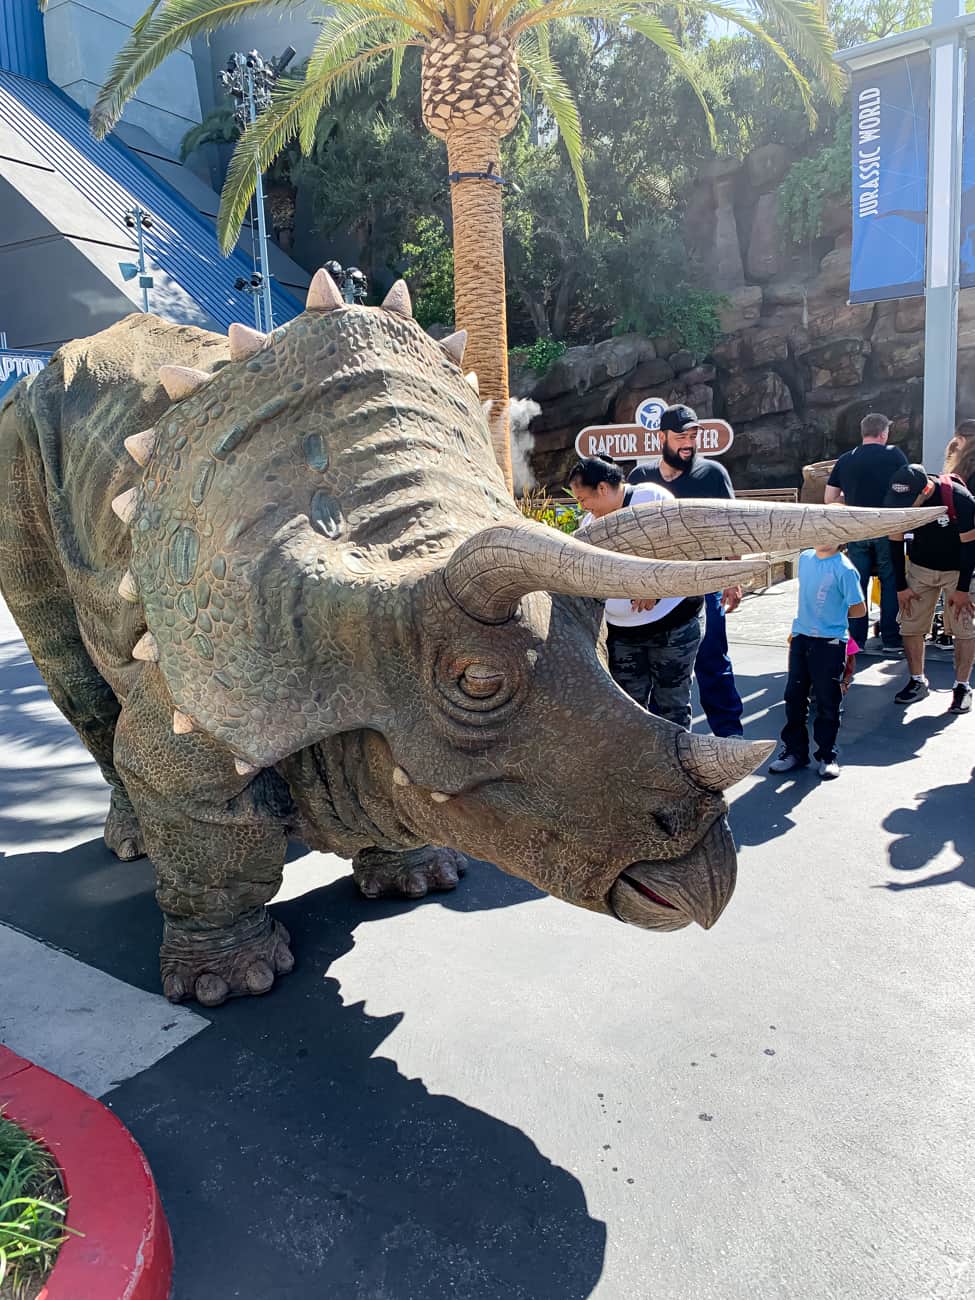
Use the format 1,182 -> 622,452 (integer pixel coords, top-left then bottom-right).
724,659 -> 963,849
0,838 -> 605,1300
879,765 -> 975,893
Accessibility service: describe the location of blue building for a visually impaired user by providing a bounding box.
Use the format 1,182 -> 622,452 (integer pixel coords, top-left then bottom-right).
0,0 -> 316,351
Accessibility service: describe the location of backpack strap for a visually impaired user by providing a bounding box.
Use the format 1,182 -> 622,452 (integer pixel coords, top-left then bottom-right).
938,474 -> 958,522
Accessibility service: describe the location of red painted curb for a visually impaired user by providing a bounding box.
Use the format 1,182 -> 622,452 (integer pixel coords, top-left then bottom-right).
0,1045 -> 172,1300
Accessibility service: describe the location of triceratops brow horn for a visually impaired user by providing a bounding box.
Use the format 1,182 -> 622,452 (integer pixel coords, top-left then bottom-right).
441,523 -> 769,624
575,500 -> 947,560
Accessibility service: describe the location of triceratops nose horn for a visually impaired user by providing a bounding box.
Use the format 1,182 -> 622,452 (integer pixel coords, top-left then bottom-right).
677,733 -> 774,792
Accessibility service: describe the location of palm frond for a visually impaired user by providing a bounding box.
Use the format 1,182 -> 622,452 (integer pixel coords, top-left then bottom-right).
91,0 -> 302,139
517,31 -> 589,235
391,42 -> 407,94
750,0 -> 841,100
131,0 -> 166,36
508,0 -> 630,39
688,0 -> 818,127
623,12 -> 717,147
217,43 -> 418,251
303,6 -> 412,147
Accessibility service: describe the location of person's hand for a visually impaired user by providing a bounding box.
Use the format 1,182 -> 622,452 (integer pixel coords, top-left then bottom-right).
948,589 -> 975,617
630,598 -> 658,613
897,588 -> 916,615
721,585 -> 743,613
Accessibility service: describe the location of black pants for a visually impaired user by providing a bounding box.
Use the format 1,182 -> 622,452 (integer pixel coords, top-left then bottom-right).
780,634 -> 846,763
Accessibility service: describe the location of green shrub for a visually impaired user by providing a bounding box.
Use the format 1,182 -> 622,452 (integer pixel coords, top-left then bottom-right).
510,338 -> 568,376
778,112 -> 852,246
614,289 -> 727,358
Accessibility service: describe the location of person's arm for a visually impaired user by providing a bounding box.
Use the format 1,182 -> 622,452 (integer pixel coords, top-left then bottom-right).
826,457 -> 845,505
824,485 -> 844,504
711,465 -> 742,609
847,600 -> 867,619
948,528 -> 975,613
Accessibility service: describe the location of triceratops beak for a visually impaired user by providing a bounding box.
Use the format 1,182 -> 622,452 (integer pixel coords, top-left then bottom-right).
441,521 -> 768,624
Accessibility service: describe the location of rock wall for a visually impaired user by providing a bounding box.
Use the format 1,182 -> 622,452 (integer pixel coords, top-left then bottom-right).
525,143 -> 975,493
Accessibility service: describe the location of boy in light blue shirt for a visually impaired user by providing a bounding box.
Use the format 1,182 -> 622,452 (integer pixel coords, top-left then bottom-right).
768,543 -> 866,779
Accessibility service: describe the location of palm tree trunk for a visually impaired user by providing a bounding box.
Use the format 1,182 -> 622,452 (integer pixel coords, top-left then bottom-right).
445,127 -> 513,494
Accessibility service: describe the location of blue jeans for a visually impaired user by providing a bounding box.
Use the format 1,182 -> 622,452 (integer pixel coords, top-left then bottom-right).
845,537 -> 901,648
694,591 -> 744,737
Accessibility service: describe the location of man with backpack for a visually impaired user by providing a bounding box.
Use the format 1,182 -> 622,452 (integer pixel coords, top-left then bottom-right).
884,463 -> 975,713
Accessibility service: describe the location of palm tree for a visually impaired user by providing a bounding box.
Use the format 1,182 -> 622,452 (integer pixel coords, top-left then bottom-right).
92,0 -> 840,493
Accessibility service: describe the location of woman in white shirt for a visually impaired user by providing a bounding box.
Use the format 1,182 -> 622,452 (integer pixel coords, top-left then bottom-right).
568,456 -> 704,729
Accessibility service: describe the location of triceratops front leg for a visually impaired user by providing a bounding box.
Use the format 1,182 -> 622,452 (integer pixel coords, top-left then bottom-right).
114,669 -> 293,1006
353,845 -> 468,899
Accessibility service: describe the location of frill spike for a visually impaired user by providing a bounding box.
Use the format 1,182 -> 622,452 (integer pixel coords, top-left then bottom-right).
441,330 -> 467,365
172,710 -> 194,735
306,267 -> 345,312
118,570 -> 139,603
382,279 -> 412,317
234,758 -> 260,777
228,322 -> 269,361
465,372 -> 479,394
131,631 -> 159,662
159,365 -> 211,401
111,487 -> 138,524
123,429 -> 155,467
430,791 -> 451,803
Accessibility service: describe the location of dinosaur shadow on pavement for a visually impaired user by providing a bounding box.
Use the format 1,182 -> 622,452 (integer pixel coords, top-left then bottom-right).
0,838 -> 607,1300
880,765 -> 975,893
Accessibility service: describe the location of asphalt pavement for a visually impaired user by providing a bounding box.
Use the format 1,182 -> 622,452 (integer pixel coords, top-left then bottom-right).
0,591 -> 972,1300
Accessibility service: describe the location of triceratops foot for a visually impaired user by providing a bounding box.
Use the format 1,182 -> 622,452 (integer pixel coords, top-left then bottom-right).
103,788 -> 146,862
160,907 -> 294,1007
353,845 -> 468,900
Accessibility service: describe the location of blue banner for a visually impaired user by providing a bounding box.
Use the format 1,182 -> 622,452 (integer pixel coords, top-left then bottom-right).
960,42 -> 975,288
0,349 -> 49,402
849,53 -> 930,303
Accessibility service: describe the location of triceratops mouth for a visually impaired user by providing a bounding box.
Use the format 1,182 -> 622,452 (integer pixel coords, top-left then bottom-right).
608,815 -> 737,932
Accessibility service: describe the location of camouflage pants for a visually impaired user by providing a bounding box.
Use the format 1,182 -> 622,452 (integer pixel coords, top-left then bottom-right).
607,611 -> 704,729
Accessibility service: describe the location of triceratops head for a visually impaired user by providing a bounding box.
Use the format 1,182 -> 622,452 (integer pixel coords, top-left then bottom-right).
116,271 -> 945,933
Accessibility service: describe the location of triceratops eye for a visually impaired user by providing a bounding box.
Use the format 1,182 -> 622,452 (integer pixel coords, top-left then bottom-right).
459,664 -> 505,699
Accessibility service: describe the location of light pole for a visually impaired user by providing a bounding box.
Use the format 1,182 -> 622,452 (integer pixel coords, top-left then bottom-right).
324,261 -> 369,305
121,206 -> 154,312
220,46 -> 296,333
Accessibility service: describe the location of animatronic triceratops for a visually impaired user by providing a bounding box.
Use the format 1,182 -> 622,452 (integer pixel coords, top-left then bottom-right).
0,272 -> 941,1006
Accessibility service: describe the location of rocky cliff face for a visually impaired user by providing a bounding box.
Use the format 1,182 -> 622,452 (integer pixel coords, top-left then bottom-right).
524,142 -> 975,494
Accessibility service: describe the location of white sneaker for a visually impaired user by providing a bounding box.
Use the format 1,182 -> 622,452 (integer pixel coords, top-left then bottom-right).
818,760 -> 840,780
768,752 -> 807,773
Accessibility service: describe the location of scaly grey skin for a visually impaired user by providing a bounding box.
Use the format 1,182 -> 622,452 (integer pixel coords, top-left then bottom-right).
0,276 -> 945,1006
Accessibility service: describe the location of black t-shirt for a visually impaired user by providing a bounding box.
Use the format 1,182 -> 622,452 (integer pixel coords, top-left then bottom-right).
908,481 -> 975,572
827,443 -> 908,507
629,457 -> 735,501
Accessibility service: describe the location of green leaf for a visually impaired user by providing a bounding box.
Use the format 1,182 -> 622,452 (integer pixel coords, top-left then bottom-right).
622,12 -> 717,148
517,31 -> 590,235
91,0 -> 305,139
217,42 -> 418,251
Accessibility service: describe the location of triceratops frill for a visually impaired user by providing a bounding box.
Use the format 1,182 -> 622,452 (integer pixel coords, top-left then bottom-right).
0,272 -> 945,1006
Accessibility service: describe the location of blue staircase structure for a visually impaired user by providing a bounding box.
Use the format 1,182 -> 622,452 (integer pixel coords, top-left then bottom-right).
0,69 -> 302,332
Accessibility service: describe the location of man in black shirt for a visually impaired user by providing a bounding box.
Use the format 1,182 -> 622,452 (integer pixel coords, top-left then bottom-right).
629,405 -> 744,737
825,413 -> 908,653
884,463 -> 975,713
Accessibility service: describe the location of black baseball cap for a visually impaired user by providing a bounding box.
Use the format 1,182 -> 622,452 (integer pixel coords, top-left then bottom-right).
659,404 -> 700,433
883,463 -> 930,507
